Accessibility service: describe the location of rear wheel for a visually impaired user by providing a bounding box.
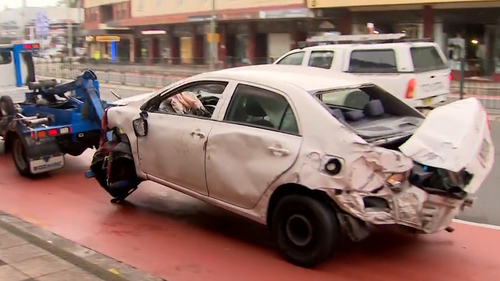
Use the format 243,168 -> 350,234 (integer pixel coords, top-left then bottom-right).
270,195 -> 341,268
0,96 -> 16,118
12,137 -> 33,177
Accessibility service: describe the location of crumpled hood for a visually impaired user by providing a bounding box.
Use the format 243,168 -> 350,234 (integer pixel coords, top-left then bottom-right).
109,92 -> 156,106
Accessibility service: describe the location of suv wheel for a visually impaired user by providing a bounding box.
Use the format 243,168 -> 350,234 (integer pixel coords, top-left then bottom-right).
270,195 -> 341,268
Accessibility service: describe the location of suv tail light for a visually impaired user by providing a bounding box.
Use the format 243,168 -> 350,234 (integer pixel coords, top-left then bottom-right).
448,74 -> 453,81
405,79 -> 416,99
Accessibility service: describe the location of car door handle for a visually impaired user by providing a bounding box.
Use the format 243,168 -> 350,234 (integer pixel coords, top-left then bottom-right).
268,146 -> 289,156
190,131 -> 206,138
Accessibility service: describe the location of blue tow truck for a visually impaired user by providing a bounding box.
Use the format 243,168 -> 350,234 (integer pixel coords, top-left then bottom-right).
0,42 -> 114,177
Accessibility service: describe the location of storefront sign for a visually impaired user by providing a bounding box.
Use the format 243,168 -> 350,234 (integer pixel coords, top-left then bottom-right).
95,35 -> 120,42
85,36 -> 95,42
258,8 -> 314,19
188,15 -> 213,22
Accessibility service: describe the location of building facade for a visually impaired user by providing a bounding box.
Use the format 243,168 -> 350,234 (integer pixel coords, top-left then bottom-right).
82,0 -> 134,62
83,0 -> 354,65
82,0 -> 500,80
307,0 -> 500,80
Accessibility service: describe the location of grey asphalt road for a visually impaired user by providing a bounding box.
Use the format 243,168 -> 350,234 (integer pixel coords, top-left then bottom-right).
87,85 -> 500,226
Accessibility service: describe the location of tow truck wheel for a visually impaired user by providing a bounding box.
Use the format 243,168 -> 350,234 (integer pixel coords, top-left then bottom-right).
0,95 -> 16,118
12,137 -> 34,177
270,195 -> 341,268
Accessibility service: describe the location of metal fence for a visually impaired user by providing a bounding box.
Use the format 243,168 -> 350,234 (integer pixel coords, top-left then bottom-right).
33,58 -> 500,111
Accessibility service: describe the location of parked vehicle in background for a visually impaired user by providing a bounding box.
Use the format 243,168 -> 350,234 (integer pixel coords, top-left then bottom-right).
88,65 -> 493,268
273,33 -> 451,111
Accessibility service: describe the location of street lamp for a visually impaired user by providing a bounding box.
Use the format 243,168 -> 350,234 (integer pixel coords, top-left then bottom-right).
209,0 -> 217,70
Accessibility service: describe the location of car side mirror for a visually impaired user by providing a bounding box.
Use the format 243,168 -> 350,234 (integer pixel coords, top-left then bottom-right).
133,117 -> 148,137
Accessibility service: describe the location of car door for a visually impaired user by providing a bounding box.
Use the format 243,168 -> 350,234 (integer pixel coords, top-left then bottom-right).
205,83 -> 302,209
136,80 -> 233,195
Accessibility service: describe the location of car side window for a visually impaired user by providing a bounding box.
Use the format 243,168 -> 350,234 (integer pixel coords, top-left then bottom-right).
145,81 -> 228,119
224,84 -> 299,135
276,51 -> 305,66
348,49 -> 397,73
308,51 -> 334,69
0,50 -> 12,65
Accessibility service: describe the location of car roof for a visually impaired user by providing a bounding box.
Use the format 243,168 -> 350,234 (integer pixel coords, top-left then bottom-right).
296,41 -> 438,52
195,65 -> 373,93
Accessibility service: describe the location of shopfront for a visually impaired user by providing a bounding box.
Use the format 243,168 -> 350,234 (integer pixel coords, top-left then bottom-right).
80,29 -> 132,62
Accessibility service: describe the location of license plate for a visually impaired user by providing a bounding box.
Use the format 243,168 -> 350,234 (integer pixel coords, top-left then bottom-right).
479,139 -> 490,163
29,155 -> 65,174
423,98 -> 433,106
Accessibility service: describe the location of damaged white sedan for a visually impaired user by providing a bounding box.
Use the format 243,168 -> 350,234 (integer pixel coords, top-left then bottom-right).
89,64 -> 494,268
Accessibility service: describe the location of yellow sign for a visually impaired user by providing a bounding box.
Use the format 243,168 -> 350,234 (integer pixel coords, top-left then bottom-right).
206,33 -> 220,43
95,36 -> 120,42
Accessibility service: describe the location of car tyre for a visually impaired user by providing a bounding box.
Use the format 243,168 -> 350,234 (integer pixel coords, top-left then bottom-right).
270,195 -> 341,268
0,95 -> 16,118
12,137 -> 34,177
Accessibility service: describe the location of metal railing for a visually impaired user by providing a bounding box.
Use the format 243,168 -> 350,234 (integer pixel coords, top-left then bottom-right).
33,56 -> 500,111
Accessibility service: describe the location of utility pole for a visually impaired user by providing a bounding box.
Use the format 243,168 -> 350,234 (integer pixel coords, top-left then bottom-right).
209,0 -> 217,70
20,0 -> 27,41
67,2 -> 73,57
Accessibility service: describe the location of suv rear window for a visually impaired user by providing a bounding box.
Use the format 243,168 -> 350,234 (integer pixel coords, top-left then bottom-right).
348,49 -> 397,73
410,46 -> 447,72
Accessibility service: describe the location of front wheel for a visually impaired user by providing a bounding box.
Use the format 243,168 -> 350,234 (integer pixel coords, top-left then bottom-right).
270,195 -> 341,268
12,137 -> 34,177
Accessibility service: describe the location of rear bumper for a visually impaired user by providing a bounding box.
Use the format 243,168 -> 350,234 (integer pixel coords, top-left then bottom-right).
413,93 -> 450,108
329,185 -> 470,234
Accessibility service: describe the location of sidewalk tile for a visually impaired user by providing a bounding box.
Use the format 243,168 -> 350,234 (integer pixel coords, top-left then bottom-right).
0,233 -> 28,250
0,264 -> 29,281
36,268 -> 104,281
0,243 -> 49,264
10,254 -> 72,278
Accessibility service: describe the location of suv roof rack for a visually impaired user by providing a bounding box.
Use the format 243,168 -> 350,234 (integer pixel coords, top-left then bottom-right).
298,33 -> 433,48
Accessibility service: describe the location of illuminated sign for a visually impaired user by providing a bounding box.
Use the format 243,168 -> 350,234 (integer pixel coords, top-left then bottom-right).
95,36 -> 121,42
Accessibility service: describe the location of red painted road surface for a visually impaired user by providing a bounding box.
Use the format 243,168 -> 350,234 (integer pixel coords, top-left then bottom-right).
0,151 -> 499,281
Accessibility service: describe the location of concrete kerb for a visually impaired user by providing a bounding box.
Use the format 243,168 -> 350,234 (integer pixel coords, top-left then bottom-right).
0,211 -> 165,281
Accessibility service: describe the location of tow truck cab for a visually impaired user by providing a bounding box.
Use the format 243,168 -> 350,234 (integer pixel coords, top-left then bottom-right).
0,43 -> 38,87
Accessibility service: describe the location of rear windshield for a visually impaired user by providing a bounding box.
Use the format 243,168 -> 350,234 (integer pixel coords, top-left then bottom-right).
410,46 -> 447,72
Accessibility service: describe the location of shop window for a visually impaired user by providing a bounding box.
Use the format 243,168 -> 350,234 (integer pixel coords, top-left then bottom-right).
348,49 -> 397,73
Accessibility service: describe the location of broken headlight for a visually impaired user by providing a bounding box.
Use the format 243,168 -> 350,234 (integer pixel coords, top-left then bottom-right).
386,171 -> 410,191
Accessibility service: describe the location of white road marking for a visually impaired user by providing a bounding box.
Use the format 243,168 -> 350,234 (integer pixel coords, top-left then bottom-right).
453,219 -> 500,230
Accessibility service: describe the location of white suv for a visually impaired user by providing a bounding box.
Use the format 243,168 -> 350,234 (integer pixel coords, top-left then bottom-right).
273,34 -> 451,109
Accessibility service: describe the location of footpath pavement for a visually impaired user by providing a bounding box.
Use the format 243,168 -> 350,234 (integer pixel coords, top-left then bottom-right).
0,212 -> 163,281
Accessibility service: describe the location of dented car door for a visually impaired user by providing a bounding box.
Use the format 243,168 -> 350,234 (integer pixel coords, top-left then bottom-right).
137,113 -> 215,196
205,83 -> 302,209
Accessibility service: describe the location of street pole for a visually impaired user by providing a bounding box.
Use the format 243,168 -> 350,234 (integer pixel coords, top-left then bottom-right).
209,0 -> 217,70
20,0 -> 27,41
67,3 -> 73,57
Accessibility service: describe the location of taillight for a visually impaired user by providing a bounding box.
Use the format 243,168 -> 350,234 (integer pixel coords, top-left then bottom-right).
448,74 -> 453,81
405,79 -> 416,99
30,127 -> 71,139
